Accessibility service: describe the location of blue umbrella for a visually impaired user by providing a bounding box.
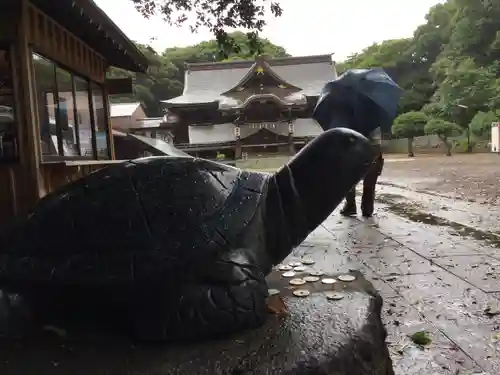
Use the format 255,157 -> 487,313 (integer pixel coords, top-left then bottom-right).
313,68 -> 402,136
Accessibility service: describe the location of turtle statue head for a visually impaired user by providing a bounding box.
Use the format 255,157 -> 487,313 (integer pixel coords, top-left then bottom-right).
267,127 -> 374,264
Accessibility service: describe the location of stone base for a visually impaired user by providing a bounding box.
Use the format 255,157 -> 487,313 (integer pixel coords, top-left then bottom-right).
0,271 -> 393,375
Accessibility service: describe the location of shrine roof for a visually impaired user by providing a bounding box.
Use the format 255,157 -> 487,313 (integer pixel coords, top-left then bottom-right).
163,54 -> 336,108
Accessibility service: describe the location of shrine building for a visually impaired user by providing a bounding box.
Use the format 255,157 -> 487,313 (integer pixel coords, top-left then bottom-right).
162,54 -> 337,159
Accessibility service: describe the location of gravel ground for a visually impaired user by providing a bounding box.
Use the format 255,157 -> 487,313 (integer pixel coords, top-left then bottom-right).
381,153 -> 500,205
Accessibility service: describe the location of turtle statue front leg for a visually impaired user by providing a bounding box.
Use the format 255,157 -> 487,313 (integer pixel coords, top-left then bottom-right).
131,249 -> 269,342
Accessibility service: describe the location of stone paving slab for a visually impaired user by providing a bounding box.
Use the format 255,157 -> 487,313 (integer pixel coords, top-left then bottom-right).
315,203 -> 500,374
377,182 -> 500,234
384,298 -> 483,375
433,255 -> 500,293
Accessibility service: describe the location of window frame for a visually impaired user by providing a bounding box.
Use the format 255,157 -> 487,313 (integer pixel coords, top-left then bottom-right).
31,50 -> 111,162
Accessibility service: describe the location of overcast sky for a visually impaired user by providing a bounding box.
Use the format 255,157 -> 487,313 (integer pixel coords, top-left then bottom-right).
94,0 -> 442,61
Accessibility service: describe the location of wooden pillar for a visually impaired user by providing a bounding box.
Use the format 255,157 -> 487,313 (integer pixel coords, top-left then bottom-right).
234,124 -> 241,159
288,120 -> 295,155
102,84 -> 115,159
11,0 -> 43,211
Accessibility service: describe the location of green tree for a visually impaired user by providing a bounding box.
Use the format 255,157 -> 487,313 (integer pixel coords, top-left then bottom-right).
339,0 -> 499,125
107,43 -> 183,116
469,110 -> 500,139
409,2 -> 455,68
424,118 -> 462,156
392,111 -> 428,157
130,0 -> 282,57
429,58 -> 498,151
441,0 -> 500,66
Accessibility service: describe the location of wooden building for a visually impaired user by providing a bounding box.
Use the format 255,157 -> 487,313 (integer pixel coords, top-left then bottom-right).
0,0 -> 148,228
162,54 -> 336,159
109,102 -> 174,144
110,102 -> 147,130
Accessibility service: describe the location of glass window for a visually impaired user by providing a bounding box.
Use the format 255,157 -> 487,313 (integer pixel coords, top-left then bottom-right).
90,83 -> 109,159
54,66 -> 79,157
0,46 -> 18,162
73,75 -> 94,157
32,51 -> 110,161
33,53 -> 59,158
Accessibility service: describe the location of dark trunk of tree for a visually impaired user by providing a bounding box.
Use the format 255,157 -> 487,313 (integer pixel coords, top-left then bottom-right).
466,128 -> 472,152
407,137 -> 414,157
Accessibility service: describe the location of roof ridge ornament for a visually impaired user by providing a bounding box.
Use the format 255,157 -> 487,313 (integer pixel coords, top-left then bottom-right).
222,59 -> 301,95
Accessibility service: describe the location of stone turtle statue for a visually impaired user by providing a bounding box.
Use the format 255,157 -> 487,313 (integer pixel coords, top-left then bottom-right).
0,128 -> 375,342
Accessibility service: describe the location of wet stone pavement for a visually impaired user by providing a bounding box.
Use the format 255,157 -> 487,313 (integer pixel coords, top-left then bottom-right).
305,199 -> 500,375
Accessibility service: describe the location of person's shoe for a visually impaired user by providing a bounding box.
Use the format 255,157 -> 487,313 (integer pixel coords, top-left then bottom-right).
361,210 -> 373,218
340,203 -> 357,216
361,201 -> 374,218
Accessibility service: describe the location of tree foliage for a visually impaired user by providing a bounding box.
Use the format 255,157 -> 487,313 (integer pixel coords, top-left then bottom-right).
392,111 -> 428,139
392,111 -> 428,157
469,110 -> 500,138
337,0 -> 500,149
130,0 -> 282,58
424,119 -> 461,139
424,119 -> 462,156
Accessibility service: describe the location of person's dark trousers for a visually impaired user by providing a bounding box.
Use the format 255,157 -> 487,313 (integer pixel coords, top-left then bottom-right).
340,148 -> 384,217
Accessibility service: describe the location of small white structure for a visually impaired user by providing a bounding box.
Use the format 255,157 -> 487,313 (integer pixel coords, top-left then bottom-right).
491,122 -> 500,153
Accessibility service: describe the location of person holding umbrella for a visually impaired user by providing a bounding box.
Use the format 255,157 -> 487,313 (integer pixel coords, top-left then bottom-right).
340,126 -> 384,217
313,68 -> 401,217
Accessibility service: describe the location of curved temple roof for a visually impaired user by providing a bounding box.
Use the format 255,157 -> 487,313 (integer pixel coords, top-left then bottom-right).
163,54 -> 337,108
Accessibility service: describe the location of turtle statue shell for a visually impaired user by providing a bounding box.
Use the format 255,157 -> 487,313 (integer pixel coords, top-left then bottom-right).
0,157 -> 269,286
0,128 -> 376,342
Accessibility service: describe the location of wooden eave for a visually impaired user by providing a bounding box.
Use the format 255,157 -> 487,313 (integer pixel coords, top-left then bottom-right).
30,0 -> 149,72
164,101 -> 219,110
234,93 -> 300,109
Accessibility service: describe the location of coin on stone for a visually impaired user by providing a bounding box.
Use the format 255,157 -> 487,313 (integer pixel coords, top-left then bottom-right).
289,278 -> 306,286
282,271 -> 296,278
338,274 -> 356,282
268,288 -> 280,296
321,278 -> 337,284
289,261 -> 302,267
293,266 -> 307,272
301,258 -> 315,265
325,291 -> 344,300
303,276 -> 320,283
278,264 -> 293,271
309,270 -> 324,277
293,289 -> 310,297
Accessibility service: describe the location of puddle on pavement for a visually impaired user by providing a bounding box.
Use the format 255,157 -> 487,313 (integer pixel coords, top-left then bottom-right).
377,193 -> 500,248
